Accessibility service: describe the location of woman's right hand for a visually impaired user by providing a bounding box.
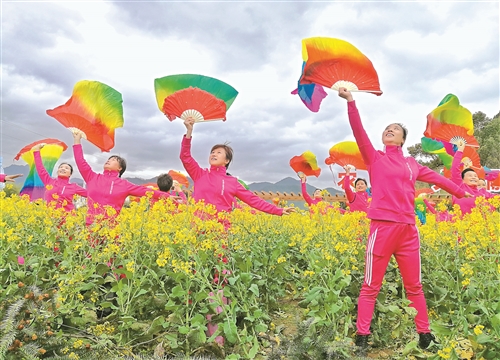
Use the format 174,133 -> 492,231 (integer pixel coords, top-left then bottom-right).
297,172 -> 306,183
338,87 -> 353,102
456,139 -> 466,152
184,117 -> 195,138
343,165 -> 351,175
72,130 -> 84,144
32,144 -> 45,152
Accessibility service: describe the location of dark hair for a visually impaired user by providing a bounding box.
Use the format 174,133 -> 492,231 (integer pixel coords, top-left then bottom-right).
157,173 -> 173,192
211,144 -> 233,169
58,162 -> 73,175
461,168 -> 476,179
108,155 -> 127,177
355,178 -> 367,186
313,188 -> 322,193
395,123 -> 408,142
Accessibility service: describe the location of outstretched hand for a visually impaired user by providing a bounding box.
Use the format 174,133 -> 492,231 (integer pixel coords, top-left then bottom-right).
456,139 -> 466,152
297,172 -> 306,183
32,144 -> 45,152
464,192 -> 473,198
338,87 -> 353,102
343,165 -> 352,175
4,174 -> 23,182
282,207 -> 295,215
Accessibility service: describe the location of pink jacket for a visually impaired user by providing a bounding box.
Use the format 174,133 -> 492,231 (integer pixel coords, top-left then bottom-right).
34,151 -> 87,212
348,101 -> 466,224
344,175 -> 369,213
180,136 -> 283,215
73,144 -> 172,225
301,182 -> 322,206
450,150 -> 494,214
0,174 -> 5,182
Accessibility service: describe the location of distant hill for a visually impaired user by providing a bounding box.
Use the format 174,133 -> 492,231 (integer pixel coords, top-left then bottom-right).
3,165 -> 342,195
248,176 -> 342,195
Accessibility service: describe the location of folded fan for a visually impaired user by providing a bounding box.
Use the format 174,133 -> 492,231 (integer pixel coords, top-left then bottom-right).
46,80 -> 124,152
325,141 -> 367,170
154,74 -> 238,122
299,37 -> 382,95
290,151 -> 321,177
15,139 -> 68,201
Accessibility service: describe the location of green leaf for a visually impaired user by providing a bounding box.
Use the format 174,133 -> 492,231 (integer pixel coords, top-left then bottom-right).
248,336 -> 259,358
224,321 -> 238,344
248,284 -> 259,297
133,289 -> 148,298
491,313 -> 500,334
171,285 -> 186,298
178,326 -> 190,334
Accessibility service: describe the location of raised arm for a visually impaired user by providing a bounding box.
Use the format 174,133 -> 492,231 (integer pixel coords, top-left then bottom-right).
180,118 -> 204,181
299,173 -> 313,205
74,185 -> 88,198
450,141 -> 465,185
72,131 -> 96,183
0,174 -> 22,183
338,88 -> 379,165
33,150 -> 53,185
343,167 -> 356,203
417,164 -> 466,198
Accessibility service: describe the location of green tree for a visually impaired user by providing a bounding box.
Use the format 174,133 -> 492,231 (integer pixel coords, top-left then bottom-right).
475,112 -> 500,168
407,143 -> 443,171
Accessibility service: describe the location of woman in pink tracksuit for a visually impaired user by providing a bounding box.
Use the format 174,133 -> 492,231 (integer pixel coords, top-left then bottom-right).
343,166 -> 370,214
450,141 -> 496,215
298,172 -> 323,206
72,131 -> 176,227
337,88 -> 469,354
422,198 -> 453,222
180,118 -> 294,217
32,144 -> 87,212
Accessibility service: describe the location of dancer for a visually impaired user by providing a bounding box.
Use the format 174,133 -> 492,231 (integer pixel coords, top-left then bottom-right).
298,172 -> 323,206
337,88 -> 470,354
73,130 -> 178,227
450,141 -> 495,214
180,118 -> 293,217
343,165 -> 370,213
32,144 -> 87,212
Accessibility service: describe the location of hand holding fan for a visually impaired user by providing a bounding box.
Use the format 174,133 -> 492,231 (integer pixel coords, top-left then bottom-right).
15,139 -> 68,200
325,141 -> 367,170
299,37 -> 382,95
424,94 -> 478,147
289,151 -> 321,177
154,74 -> 238,123
46,80 -> 124,152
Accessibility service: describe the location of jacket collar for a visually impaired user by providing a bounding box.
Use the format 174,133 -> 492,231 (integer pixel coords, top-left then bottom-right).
384,145 -> 404,155
103,170 -> 120,177
209,165 -> 227,174
57,175 -> 70,183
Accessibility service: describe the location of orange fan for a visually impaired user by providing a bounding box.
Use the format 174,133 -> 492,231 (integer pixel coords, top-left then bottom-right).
325,141 -> 367,170
289,151 -> 321,177
162,87 -> 227,122
424,123 -> 479,148
168,170 -> 189,188
415,188 -> 434,197
129,183 -> 159,203
460,147 -> 481,170
299,37 -> 382,95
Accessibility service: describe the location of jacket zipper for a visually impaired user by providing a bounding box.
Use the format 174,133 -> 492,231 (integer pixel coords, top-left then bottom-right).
110,181 -> 114,194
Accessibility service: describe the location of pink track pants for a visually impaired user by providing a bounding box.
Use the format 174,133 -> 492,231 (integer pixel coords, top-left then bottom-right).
356,220 -> 430,335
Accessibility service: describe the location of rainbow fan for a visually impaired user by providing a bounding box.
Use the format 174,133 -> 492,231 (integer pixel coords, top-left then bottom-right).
46,80 -> 124,152
483,166 -> 500,182
299,37 -> 382,95
291,62 -> 328,112
424,94 -> 478,147
154,74 -> 238,122
15,139 -> 68,201
238,179 -> 249,190
168,170 -> 190,188
289,151 -> 321,177
421,138 -> 453,169
325,141 -> 367,170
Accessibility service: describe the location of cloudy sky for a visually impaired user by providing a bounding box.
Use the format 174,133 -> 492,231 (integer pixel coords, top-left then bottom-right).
1,0 -> 498,189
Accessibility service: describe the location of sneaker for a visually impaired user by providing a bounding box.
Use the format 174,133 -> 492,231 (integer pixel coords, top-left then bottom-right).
418,332 -> 437,349
355,334 -> 369,356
